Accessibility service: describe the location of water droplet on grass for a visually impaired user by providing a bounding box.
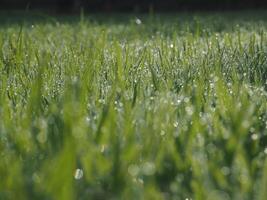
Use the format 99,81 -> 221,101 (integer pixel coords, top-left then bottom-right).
210,83 -> 215,89
74,169 -> 83,180
185,106 -> 194,116
173,122 -> 179,128
160,130 -> 166,136
184,97 -> 190,103
142,162 -> 155,176
135,18 -> 142,25
250,127 -> 255,132
128,164 -> 140,177
85,117 -> 90,123
251,134 -> 258,141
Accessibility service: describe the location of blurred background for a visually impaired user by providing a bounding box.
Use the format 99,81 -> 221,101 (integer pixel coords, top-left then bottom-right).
0,0 -> 266,13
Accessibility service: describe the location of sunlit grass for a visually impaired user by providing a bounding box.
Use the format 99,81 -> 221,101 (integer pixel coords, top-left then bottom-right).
0,11 -> 267,200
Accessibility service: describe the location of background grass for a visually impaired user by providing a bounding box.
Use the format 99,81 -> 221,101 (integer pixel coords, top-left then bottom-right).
0,11 -> 267,200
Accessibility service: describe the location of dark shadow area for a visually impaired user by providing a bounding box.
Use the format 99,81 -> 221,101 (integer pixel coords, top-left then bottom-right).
0,0 -> 267,13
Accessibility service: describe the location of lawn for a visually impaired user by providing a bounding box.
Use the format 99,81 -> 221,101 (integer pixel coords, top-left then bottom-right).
0,11 -> 267,200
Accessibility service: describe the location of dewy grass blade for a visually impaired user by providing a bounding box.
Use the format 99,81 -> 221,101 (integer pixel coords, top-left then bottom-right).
0,11 -> 267,200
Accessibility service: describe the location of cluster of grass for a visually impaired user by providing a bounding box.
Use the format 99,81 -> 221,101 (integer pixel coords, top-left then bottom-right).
0,11 -> 267,200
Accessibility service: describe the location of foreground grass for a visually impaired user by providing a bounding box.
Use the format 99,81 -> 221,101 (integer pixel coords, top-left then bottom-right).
0,11 -> 267,200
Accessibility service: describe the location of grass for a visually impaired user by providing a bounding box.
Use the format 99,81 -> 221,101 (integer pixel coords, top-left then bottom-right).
0,11 -> 267,200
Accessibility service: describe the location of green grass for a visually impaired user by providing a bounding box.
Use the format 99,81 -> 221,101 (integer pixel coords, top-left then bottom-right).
0,11 -> 267,200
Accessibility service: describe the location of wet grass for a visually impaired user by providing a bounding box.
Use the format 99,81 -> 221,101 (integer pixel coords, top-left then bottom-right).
0,11 -> 267,200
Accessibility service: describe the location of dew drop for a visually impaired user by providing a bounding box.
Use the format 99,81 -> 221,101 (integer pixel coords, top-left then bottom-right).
74,169 -> 83,180
142,162 -> 155,176
184,97 -> 190,103
160,130 -> 166,136
173,121 -> 179,128
85,117 -> 90,123
185,106 -> 194,116
135,18 -> 142,25
128,164 -> 140,177
251,134 -> 258,141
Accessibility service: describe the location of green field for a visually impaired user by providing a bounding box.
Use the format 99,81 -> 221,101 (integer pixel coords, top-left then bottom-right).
1,11 -> 267,200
